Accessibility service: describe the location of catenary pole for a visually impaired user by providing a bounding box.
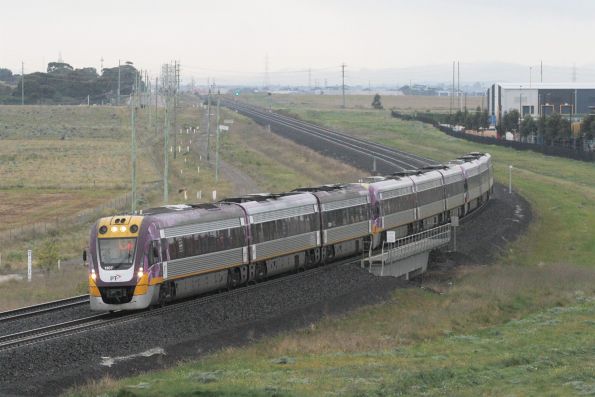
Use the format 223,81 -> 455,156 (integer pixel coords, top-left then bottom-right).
341,63 -> 346,108
206,89 -> 212,160
117,59 -> 121,106
215,90 -> 221,182
131,71 -> 137,212
21,62 -> 24,105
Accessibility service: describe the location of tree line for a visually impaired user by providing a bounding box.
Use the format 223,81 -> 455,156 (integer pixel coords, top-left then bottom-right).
0,62 -> 140,104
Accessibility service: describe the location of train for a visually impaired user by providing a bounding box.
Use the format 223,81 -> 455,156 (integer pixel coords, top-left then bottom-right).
85,152 -> 493,311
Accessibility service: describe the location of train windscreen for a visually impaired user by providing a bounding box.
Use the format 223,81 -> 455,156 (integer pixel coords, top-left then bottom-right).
98,238 -> 137,270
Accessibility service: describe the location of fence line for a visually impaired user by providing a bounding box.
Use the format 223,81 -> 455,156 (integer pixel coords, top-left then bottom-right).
391,110 -> 595,163
0,182 -> 160,245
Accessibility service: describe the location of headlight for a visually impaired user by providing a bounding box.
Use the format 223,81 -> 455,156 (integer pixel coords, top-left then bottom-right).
91,269 -> 97,280
120,226 -> 127,232
111,226 -> 118,232
137,270 -> 144,279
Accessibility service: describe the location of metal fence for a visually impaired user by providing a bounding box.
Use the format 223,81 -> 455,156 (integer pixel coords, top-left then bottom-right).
390,110 -> 595,163
381,224 -> 452,264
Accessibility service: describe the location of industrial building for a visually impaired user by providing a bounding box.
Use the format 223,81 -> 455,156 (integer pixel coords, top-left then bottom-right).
486,83 -> 595,125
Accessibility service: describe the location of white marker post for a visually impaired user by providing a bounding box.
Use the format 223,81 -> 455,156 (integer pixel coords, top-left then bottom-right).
451,216 -> 459,252
509,165 -> 513,194
212,190 -> 217,201
27,249 -> 32,282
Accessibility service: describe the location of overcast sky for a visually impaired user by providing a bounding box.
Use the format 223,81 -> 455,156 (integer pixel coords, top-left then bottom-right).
2,0 -> 595,85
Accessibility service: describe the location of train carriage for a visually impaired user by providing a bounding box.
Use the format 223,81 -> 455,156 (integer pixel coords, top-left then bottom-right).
409,170 -> 446,226
88,203 -> 249,311
225,193 -> 321,277
294,184 -> 371,261
368,177 -> 416,236
438,164 -> 466,218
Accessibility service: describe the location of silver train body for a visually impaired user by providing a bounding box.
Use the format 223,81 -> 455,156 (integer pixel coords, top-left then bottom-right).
87,153 -> 493,311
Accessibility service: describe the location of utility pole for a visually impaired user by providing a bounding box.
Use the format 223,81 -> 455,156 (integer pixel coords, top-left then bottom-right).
131,71 -> 138,212
215,90 -> 221,183
117,59 -> 121,106
457,61 -> 461,111
450,61 -> 455,115
163,78 -> 170,204
155,76 -> 158,134
206,89 -> 212,160
341,63 -> 346,108
540,60 -> 543,83
21,61 -> 24,105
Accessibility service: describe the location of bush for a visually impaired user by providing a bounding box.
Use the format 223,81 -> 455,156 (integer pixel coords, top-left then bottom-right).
37,239 -> 60,274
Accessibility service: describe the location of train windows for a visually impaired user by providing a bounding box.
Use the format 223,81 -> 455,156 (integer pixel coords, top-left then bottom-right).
251,213 -> 320,244
381,193 -> 415,215
322,204 -> 370,229
149,241 -> 159,265
166,227 -> 246,260
416,187 -> 445,206
98,238 -> 137,270
444,182 -> 464,197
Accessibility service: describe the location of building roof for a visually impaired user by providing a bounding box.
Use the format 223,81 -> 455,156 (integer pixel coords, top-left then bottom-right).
495,82 -> 595,90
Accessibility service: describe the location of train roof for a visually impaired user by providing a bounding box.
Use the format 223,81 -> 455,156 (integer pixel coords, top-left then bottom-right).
142,203 -> 223,215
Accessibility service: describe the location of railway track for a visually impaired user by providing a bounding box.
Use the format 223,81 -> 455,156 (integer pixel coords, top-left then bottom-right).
221,98 -> 438,171
0,258 -> 353,352
0,295 -> 90,323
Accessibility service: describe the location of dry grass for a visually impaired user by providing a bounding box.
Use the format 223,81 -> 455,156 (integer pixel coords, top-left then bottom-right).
221,108 -> 362,192
0,138 -> 156,189
0,265 -> 88,311
242,93 -> 483,113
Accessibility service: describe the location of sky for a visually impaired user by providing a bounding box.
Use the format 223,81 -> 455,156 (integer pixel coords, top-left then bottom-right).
2,0 -> 595,85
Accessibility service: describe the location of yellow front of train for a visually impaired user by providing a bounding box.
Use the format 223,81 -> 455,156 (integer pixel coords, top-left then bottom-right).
87,215 -> 159,311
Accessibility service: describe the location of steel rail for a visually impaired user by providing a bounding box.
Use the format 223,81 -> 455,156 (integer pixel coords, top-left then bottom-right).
223,99 -> 437,169
0,295 -> 90,323
0,258 -> 355,352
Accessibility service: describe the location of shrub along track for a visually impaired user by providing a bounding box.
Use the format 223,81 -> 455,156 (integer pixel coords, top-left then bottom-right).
0,103 -> 531,397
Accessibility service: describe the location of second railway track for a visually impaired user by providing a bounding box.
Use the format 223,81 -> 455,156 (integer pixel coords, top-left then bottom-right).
0,295 -> 90,323
0,258 -> 353,352
221,98 -> 438,171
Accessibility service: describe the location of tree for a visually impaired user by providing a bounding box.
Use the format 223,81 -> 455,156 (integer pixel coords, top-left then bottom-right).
37,239 -> 60,275
581,115 -> 595,140
558,117 -> 571,143
371,93 -> 383,109
47,62 -> 74,74
519,115 -> 537,138
545,113 -> 562,145
501,109 -> 520,132
0,68 -> 13,82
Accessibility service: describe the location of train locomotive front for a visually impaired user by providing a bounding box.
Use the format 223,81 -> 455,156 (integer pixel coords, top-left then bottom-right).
87,215 -> 158,311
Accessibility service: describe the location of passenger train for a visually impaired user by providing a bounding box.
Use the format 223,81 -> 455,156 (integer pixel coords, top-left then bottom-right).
86,153 -> 493,311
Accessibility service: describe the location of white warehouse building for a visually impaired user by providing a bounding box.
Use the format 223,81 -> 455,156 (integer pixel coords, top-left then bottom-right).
486,83 -> 595,126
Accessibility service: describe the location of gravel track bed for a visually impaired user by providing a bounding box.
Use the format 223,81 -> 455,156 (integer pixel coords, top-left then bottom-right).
0,263 -> 410,396
0,305 -> 93,339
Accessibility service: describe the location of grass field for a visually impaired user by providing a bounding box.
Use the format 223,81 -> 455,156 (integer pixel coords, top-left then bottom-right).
242,93 -> 483,113
66,94 -> 595,396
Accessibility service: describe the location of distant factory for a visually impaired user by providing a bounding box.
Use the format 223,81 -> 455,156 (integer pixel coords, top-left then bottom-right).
486,83 -> 595,125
